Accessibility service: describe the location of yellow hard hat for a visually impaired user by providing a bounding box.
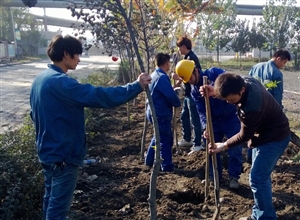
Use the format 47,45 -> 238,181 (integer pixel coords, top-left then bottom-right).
175,60 -> 195,83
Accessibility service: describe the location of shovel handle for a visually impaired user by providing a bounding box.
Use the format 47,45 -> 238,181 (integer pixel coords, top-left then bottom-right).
203,76 -> 221,219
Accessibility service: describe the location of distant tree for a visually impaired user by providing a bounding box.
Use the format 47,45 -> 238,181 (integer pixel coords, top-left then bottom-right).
259,0 -> 297,56
197,0 -> 237,62
289,9 -> 300,70
0,7 -> 45,56
248,18 -> 267,62
230,19 -> 250,64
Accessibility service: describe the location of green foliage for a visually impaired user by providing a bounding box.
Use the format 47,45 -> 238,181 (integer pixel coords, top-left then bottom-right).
200,57 -> 271,70
69,0 -> 175,67
292,153 -> 300,162
289,8 -> 300,69
0,7 -> 46,57
248,19 -> 267,53
0,115 -> 43,220
263,80 -> 281,90
0,7 -> 14,41
197,0 -> 237,62
259,0 -> 297,52
118,60 -> 131,83
80,67 -> 117,86
253,76 -> 281,90
230,19 -> 250,54
0,69 -> 119,218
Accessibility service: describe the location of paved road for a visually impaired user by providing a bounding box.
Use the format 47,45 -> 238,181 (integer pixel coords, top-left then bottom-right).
0,55 -> 119,134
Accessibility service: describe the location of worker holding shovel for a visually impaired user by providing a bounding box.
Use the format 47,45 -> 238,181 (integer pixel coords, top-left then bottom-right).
174,60 -> 243,189
200,73 -> 290,220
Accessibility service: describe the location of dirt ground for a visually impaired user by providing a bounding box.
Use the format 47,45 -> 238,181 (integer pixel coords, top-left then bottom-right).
70,71 -> 300,220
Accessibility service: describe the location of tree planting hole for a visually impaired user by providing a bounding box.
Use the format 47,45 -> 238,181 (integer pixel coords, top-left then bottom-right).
168,190 -> 204,205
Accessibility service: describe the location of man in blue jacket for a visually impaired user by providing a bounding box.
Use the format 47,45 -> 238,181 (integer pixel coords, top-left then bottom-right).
247,49 -> 291,163
175,61 -> 243,188
30,35 -> 152,220
145,53 -> 181,172
249,49 -> 291,108
176,36 -> 203,154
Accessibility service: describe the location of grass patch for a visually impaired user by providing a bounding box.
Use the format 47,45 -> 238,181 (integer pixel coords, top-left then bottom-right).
293,153 -> 300,162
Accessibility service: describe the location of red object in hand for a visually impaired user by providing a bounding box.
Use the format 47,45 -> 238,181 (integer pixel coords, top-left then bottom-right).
112,56 -> 118,62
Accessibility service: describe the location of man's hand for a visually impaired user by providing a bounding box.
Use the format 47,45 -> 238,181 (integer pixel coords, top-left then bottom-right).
137,73 -> 152,89
208,142 -> 226,154
200,85 -> 215,97
203,129 -> 209,139
171,72 -> 183,81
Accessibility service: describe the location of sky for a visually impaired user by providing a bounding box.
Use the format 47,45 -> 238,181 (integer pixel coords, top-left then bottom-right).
29,0 -> 299,37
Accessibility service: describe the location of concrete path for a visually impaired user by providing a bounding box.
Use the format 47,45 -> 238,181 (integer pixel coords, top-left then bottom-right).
0,55 -> 119,134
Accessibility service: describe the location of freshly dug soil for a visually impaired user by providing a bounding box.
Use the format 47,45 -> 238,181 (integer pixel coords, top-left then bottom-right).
70,73 -> 300,220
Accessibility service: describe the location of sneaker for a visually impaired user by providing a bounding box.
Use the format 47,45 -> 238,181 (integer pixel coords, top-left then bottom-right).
188,145 -> 205,155
178,139 -> 193,147
229,177 -> 239,189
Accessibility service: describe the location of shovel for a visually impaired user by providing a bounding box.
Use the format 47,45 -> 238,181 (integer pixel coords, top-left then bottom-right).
204,128 -> 210,201
203,76 -> 221,220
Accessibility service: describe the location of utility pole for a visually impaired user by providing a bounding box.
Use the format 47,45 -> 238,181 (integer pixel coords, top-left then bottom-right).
43,7 -> 48,31
9,7 -> 18,60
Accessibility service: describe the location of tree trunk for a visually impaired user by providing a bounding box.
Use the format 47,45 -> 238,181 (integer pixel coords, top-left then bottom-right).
140,103 -> 148,160
116,2 -> 161,219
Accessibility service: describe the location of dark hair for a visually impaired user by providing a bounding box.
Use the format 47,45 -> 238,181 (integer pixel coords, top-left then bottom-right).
47,35 -> 83,62
155,53 -> 171,67
214,73 -> 245,98
176,36 -> 192,50
273,49 -> 291,61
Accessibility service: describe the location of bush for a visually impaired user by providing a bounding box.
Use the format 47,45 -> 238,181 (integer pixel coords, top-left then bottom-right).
0,68 -> 120,219
80,67 -> 117,86
0,116 -> 43,220
118,60 -> 131,83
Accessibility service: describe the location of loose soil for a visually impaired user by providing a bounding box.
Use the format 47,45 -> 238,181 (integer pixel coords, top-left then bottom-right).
70,70 -> 300,220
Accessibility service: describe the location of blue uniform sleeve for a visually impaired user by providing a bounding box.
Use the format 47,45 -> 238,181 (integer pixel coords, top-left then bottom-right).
50,76 -> 143,108
191,84 -> 207,130
192,67 -> 226,130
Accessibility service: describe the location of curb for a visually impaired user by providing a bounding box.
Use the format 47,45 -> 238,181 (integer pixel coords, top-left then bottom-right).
0,60 -> 43,68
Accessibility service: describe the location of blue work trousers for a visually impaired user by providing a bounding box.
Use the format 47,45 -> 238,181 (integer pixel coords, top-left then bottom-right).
42,163 -> 78,220
208,114 -> 243,180
181,96 -> 202,146
247,148 -> 253,163
145,117 -> 174,172
250,134 -> 290,220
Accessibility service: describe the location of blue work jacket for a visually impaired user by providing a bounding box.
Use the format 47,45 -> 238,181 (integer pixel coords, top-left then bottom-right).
146,68 -> 181,121
190,67 -> 237,130
249,60 -> 283,108
30,64 -> 143,166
